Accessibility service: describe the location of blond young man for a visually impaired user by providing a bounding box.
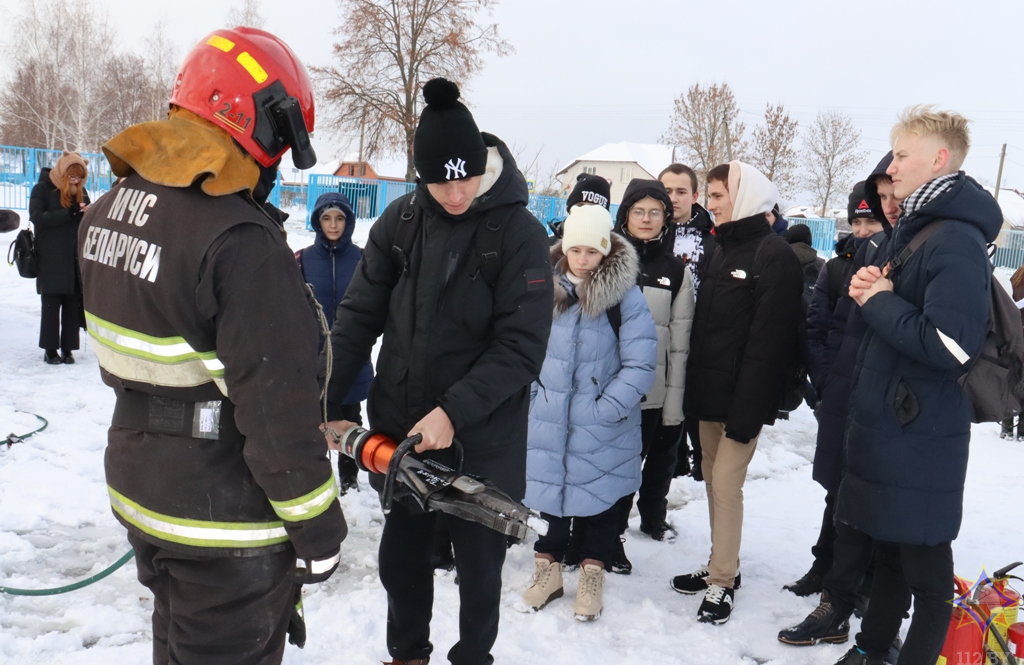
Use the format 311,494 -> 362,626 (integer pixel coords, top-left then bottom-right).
831,107 -> 1003,665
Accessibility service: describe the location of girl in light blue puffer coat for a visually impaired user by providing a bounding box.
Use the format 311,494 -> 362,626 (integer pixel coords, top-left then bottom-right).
521,205 -> 657,621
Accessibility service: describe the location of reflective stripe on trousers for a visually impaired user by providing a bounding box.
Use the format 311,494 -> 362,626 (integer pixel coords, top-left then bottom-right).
108,486 -> 289,549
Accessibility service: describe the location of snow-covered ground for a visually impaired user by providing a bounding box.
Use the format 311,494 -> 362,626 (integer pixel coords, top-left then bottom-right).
2,206 -> 1023,665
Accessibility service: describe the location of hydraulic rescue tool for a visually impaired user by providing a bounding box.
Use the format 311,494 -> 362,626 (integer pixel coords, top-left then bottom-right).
325,425 -> 546,540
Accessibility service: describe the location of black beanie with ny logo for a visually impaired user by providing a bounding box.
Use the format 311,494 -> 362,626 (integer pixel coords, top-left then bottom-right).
413,78 -> 488,184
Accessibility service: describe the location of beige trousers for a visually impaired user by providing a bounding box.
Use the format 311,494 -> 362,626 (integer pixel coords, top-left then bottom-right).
699,420 -> 760,589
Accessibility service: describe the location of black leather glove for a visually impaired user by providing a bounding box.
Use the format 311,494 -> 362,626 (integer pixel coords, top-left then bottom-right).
291,546 -> 341,585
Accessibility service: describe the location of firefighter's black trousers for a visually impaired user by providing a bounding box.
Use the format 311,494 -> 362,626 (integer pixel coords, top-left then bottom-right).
129,534 -> 297,665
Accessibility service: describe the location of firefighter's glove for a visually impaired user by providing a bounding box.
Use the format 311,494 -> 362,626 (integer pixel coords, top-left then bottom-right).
291,546 -> 341,585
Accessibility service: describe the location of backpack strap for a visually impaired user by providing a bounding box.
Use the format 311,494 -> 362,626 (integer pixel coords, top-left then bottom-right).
468,205 -> 520,288
390,192 -> 420,278
606,303 -> 621,339
749,233 -> 776,284
888,221 -> 946,276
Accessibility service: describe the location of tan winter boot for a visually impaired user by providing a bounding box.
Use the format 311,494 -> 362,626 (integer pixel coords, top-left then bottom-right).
574,563 -> 604,621
522,557 -> 564,610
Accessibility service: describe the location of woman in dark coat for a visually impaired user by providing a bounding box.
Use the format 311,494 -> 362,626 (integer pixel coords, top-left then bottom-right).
297,191 -> 373,493
29,152 -> 90,364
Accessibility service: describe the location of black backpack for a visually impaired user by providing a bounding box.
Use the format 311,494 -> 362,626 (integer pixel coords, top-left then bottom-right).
888,221 -> 1024,423
7,227 -> 38,279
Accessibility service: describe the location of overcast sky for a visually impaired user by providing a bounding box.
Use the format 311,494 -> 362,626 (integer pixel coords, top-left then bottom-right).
2,0 -> 1022,204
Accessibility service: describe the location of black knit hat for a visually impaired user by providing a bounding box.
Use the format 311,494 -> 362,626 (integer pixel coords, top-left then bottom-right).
785,223 -> 813,246
413,78 -> 487,184
615,178 -> 674,230
848,181 -> 875,221
566,173 -> 611,210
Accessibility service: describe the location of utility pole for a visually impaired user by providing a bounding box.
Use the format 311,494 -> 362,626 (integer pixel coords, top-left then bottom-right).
358,111 -> 366,166
722,112 -> 733,162
995,143 -> 1006,201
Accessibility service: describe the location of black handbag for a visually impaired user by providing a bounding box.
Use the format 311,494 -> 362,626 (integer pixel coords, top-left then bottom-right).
7,227 -> 38,278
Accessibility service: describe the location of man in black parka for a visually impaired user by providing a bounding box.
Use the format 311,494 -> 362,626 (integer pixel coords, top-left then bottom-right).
671,161 -> 803,625
326,78 -> 554,665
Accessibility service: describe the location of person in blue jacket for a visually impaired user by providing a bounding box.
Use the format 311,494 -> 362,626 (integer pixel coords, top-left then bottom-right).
298,191 -> 373,493
833,106 -> 1002,665
520,204 -> 656,622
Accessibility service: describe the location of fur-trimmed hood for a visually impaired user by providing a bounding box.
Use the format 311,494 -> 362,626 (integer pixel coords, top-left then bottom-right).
551,232 -> 639,318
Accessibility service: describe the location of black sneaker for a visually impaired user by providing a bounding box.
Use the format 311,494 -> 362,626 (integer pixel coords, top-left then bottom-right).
697,584 -> 734,624
61,351 -> 75,364
43,350 -> 61,365
833,646 -> 885,664
671,565 -> 741,594
777,595 -> 850,646
783,568 -> 824,597
639,520 -> 677,543
609,537 -> 632,575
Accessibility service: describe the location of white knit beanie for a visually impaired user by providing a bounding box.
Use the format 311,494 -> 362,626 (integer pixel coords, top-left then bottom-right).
561,205 -> 614,256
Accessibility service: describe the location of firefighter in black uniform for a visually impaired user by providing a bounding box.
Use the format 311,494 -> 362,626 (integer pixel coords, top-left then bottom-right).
78,27 -> 347,664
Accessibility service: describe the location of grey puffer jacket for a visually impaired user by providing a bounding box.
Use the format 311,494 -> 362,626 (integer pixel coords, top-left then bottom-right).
525,235 -> 657,517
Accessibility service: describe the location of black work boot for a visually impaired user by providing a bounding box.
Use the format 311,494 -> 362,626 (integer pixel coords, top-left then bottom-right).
783,568 -> 824,597
777,593 -> 851,646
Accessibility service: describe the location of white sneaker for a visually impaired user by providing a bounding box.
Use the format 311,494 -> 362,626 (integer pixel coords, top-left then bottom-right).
574,564 -> 604,621
522,558 -> 563,610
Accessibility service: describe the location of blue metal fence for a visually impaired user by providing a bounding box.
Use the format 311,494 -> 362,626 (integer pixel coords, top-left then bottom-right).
0,145 -> 115,211
790,217 -> 838,258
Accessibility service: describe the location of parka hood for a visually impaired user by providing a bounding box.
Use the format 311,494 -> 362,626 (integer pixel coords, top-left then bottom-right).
311,192 -> 356,247
863,152 -> 894,231
551,233 -> 639,318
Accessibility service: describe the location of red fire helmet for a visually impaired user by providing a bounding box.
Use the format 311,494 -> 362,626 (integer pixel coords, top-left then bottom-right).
169,27 -> 317,169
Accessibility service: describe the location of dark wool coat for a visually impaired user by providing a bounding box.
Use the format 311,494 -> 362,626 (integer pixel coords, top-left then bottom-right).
808,231 -> 886,494
836,173 -> 1002,545
29,168 -> 90,295
806,232 -> 859,392
684,214 -> 804,443
299,193 -> 373,406
326,135 -> 554,499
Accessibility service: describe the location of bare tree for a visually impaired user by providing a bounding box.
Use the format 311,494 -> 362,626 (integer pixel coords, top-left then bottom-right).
0,0 -> 116,151
143,18 -> 180,121
225,0 -> 266,29
802,110 -> 866,216
660,82 -> 746,196
535,161 -> 563,197
312,0 -> 512,181
509,140 -> 544,190
750,103 -> 799,199
96,55 -> 162,144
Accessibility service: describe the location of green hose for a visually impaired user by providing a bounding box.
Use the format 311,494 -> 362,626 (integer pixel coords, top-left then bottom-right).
0,549 -> 135,596
2,413 -> 134,596
5,411 -> 49,446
